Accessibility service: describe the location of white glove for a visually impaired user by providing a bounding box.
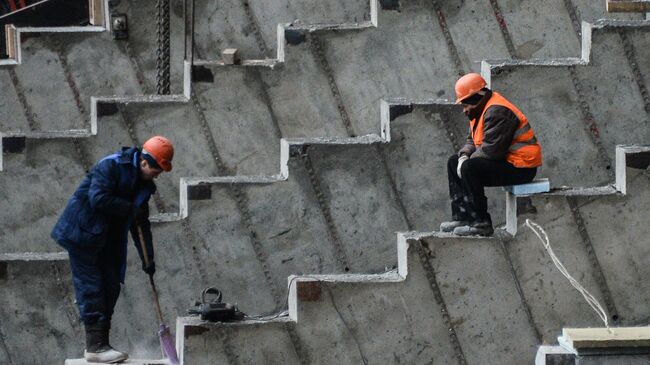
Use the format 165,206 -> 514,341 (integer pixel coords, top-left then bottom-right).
457,155 -> 469,179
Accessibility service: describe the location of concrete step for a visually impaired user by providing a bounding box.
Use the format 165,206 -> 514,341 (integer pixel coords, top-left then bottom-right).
484,20 -> 650,188
175,232 -> 460,364
65,360 -> 169,365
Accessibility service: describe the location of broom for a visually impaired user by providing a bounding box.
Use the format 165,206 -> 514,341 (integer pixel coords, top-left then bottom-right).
138,226 -> 179,364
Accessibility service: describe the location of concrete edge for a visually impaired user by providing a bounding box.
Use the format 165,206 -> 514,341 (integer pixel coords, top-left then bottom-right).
0,251 -> 68,261
194,0 -> 378,67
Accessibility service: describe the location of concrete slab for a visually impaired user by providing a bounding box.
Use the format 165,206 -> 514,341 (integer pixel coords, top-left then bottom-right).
578,169 -> 650,322
0,70 -> 30,132
439,1 -> 510,70
308,144 -> 409,272
0,260 -> 78,365
243,162 -> 341,293
170,191 -> 277,315
293,242 -> 458,364
180,317 -> 299,365
574,27 -> 650,162
13,37 -> 83,131
426,236 -> 539,364
498,0 -> 580,58
249,0 -> 370,53
0,139 -> 85,253
320,0 -> 458,135
507,197 -> 611,342
63,32 -> 142,105
193,0 -> 264,60
193,68 -> 280,175
488,66 -> 611,186
261,41 -> 349,137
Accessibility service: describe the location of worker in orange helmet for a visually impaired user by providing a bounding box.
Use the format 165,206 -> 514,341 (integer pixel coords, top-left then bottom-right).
51,136 -> 173,362
440,73 -> 542,236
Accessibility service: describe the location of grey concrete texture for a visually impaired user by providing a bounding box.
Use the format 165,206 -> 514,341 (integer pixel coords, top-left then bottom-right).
573,27 -> 650,159
0,260 -> 79,364
578,168 -> 650,323
290,244 -> 458,365
507,196 -> 612,342
0,70 -> 30,132
11,37 -> 85,131
425,236 -> 539,364
183,320 -> 300,364
499,0 -> 581,58
0,0 -> 649,364
0,140 -> 85,253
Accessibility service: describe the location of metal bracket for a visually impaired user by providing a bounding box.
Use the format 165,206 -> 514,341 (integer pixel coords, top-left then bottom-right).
111,13 -> 128,40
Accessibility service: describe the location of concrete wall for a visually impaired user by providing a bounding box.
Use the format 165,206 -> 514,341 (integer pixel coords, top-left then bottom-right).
0,0 -> 649,364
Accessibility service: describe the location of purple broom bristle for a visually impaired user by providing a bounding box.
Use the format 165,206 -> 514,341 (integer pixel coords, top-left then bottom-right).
159,324 -> 179,364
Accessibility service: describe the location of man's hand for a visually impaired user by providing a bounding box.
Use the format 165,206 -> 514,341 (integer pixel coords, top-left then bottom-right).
142,260 -> 156,276
457,155 -> 469,179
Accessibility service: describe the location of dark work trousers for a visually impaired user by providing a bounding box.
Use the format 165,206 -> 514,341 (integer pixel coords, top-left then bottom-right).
67,228 -> 125,326
447,154 -> 537,223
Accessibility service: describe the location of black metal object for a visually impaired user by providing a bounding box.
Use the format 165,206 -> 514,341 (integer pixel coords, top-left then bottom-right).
2,136 -> 26,153
0,262 -> 6,280
110,13 -> 128,40
187,184 -> 212,200
187,287 -> 246,322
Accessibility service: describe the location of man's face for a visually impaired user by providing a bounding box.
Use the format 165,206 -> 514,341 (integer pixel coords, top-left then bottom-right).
462,102 -> 479,117
140,159 -> 163,180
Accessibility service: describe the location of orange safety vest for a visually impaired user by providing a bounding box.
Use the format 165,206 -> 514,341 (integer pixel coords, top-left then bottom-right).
470,92 -> 542,168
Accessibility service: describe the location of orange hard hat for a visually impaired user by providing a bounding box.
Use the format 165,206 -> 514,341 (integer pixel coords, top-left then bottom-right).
142,136 -> 174,172
455,73 -> 487,104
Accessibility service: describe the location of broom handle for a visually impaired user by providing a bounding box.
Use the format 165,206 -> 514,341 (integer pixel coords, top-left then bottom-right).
137,225 -> 165,324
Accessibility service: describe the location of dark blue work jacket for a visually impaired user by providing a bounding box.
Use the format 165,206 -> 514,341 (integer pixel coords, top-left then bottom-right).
51,147 -> 156,282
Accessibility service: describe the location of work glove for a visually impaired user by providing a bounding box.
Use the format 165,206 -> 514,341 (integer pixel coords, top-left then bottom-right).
457,155 -> 469,179
142,260 -> 156,276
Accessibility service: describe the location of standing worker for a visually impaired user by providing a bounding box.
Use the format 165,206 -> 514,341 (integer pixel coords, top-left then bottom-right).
440,73 -> 542,236
51,136 -> 174,363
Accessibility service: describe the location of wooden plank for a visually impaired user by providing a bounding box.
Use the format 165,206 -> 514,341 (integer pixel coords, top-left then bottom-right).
607,0 -> 650,12
88,0 -> 104,26
5,24 -> 17,60
561,327 -> 650,350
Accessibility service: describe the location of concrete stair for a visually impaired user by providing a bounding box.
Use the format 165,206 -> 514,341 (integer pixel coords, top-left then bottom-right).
0,0 -> 649,364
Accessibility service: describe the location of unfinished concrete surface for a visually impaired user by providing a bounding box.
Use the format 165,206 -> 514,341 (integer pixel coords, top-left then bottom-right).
1,0 -> 650,364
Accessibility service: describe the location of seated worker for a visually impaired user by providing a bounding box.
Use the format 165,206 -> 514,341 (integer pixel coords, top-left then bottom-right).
51,136 -> 174,363
440,73 -> 542,236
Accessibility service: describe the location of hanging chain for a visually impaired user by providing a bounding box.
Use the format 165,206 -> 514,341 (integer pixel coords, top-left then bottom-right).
156,0 -> 171,94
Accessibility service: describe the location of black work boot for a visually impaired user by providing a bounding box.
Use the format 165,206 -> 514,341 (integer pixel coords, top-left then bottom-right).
453,218 -> 494,237
84,322 -> 128,363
